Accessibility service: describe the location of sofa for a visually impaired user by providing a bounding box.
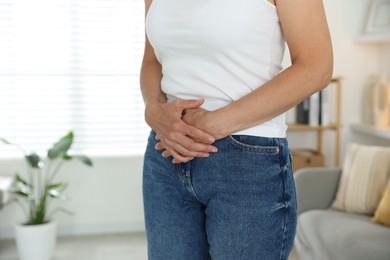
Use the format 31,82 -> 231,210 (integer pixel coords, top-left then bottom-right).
294,167 -> 390,260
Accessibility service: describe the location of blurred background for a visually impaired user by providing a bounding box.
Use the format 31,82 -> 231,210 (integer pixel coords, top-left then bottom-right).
0,0 -> 389,259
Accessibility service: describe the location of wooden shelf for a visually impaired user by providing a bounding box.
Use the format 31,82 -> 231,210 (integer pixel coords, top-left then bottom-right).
355,32 -> 390,44
288,124 -> 340,131
287,78 -> 343,167
331,77 -> 343,83
350,123 -> 390,140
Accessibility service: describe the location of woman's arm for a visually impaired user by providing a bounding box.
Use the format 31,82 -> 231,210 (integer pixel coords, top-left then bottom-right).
179,0 -> 333,139
140,0 -> 218,163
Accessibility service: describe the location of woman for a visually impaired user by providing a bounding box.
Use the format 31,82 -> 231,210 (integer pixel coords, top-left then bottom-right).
140,0 -> 333,259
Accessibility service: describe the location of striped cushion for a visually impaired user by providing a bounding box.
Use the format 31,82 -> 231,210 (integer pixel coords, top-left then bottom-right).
331,143 -> 390,214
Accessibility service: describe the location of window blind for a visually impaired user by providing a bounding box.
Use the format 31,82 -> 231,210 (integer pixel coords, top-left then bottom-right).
0,0 -> 149,157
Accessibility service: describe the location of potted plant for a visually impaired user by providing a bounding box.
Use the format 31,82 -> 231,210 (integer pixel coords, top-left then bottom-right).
0,131 -> 92,260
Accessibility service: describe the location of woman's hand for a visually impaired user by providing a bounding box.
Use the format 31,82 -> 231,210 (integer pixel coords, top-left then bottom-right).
155,107 -> 229,163
145,98 -> 219,163
181,108 -> 228,140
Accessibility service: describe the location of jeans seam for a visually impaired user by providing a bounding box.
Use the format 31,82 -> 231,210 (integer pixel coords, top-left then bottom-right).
279,206 -> 288,260
181,161 -> 203,203
186,179 -> 202,202
279,143 -> 290,260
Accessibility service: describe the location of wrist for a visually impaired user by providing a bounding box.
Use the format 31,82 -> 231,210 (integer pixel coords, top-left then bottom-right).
206,108 -> 234,139
144,95 -> 166,107
145,94 -> 166,117
212,105 -> 241,138
145,101 -> 164,129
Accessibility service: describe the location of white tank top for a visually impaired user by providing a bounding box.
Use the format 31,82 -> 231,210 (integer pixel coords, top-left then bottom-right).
146,0 -> 287,137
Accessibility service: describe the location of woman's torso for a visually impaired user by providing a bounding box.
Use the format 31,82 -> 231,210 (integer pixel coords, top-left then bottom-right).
146,0 -> 287,137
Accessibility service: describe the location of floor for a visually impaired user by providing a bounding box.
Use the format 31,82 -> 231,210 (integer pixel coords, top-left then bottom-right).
0,232 -> 299,260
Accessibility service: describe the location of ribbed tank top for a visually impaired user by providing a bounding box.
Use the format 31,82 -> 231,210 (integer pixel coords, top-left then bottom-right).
146,0 -> 287,137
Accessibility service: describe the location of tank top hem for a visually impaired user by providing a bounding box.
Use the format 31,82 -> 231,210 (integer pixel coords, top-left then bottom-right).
232,126 -> 287,138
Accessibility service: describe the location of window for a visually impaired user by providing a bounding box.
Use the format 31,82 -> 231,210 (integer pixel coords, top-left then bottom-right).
0,0 -> 149,157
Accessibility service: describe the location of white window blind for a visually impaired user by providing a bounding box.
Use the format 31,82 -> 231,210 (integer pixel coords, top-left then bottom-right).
0,0 -> 149,157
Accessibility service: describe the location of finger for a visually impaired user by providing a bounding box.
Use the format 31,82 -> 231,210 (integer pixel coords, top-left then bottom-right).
163,150 -> 193,163
167,136 -> 212,158
172,156 -> 194,164
155,142 -> 164,151
167,148 -> 194,163
162,150 -> 171,158
159,137 -> 211,160
185,125 -> 216,144
158,141 -> 194,162
172,157 -> 194,164
174,98 -> 204,110
162,132 -> 217,156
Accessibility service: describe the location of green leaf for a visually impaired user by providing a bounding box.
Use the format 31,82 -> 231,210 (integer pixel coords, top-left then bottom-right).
56,182 -> 68,192
73,155 -> 93,167
15,173 -> 31,187
62,154 -> 72,160
11,180 -> 33,198
48,131 -> 73,159
0,138 -> 11,145
25,153 -> 41,168
48,189 -> 67,200
46,182 -> 64,190
12,191 -> 29,198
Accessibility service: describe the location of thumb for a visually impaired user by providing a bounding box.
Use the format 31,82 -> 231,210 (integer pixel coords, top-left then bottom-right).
175,98 -> 204,109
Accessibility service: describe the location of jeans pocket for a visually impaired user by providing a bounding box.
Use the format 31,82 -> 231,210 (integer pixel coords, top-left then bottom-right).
226,135 -> 281,153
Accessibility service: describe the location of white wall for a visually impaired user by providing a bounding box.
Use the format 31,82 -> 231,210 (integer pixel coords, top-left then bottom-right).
378,45 -> 390,76
288,0 -> 390,163
1,0 -> 389,239
0,157 -> 145,239
332,0 -> 390,148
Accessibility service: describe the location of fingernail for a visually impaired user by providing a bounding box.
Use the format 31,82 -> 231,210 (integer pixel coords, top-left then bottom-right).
211,147 -> 218,152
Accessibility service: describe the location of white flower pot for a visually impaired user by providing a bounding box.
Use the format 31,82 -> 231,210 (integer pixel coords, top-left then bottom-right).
14,221 -> 57,260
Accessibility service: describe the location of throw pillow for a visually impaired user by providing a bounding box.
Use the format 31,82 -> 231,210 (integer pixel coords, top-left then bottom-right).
331,143 -> 390,214
372,180 -> 390,226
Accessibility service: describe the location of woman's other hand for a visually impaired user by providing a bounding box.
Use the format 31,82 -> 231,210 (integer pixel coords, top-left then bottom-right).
146,98 -> 218,164
155,107 -> 229,163
181,108 -> 228,141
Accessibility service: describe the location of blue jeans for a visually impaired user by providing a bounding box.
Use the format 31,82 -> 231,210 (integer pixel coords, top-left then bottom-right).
143,131 -> 297,260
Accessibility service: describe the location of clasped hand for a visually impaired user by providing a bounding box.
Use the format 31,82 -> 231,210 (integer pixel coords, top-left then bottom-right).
145,98 -> 226,163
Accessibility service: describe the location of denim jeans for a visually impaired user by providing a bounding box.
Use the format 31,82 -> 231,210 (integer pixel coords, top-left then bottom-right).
143,131 -> 297,260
